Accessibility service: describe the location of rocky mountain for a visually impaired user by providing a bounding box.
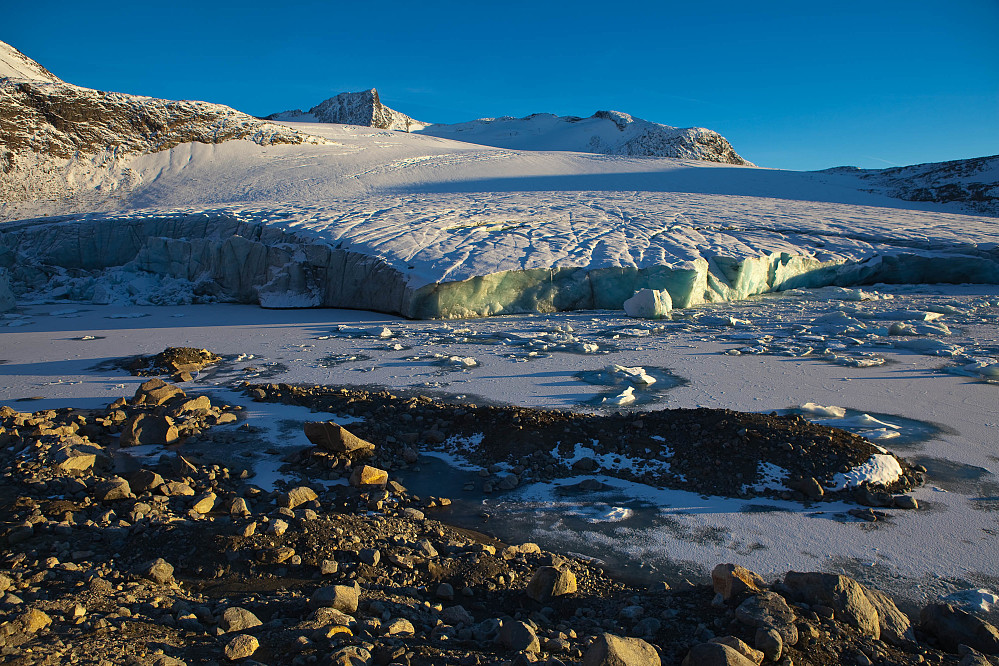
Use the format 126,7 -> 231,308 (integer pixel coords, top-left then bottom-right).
0,40 -> 326,203
823,155 -> 999,216
266,88 -> 428,132
268,89 -> 750,164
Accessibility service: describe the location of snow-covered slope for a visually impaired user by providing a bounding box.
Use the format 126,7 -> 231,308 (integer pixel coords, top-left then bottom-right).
822,155 -> 999,217
0,40 -> 326,203
417,110 -> 751,165
0,41 -> 60,82
266,88 -> 428,132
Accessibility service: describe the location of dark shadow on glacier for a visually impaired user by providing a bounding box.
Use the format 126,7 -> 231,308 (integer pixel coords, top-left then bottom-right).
384,167 -> 984,216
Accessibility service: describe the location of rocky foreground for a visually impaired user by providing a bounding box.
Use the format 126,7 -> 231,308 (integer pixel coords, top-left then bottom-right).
1,351 -> 998,665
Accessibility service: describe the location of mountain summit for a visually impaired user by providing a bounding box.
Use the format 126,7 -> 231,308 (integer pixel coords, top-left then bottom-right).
267,91 -> 750,164
419,110 -> 752,164
266,88 -> 428,132
0,41 -> 61,83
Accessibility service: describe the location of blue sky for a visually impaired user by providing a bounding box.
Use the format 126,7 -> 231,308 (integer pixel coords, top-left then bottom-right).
6,0 -> 997,170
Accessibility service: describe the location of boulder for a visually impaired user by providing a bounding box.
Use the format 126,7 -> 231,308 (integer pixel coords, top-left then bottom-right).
783,572 -> 880,639
583,633 -> 661,666
328,646 -> 371,666
712,563 -> 766,601
682,642 -> 757,666
134,378 -> 185,406
865,587 -> 915,645
191,492 -> 217,514
624,288 -> 672,319
310,584 -> 360,613
500,620 -> 540,653
384,617 -> 415,636
53,441 -> 108,474
349,464 -> 388,489
224,634 -> 259,661
754,627 -> 782,662
526,566 -> 577,602
440,604 -> 474,626
20,608 -> 52,633
304,421 -> 375,457
221,607 -> 262,633
94,477 -> 132,502
138,558 -> 175,584
709,636 -> 764,664
735,592 -> 798,646
119,413 -> 179,447
920,603 -> 999,654
128,469 -> 164,493
280,485 -> 318,509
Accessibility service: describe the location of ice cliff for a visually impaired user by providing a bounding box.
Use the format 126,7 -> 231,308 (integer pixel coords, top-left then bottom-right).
4,208 -> 997,319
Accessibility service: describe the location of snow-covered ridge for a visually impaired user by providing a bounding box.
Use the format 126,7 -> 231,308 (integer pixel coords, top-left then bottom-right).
0,39 -> 327,203
0,40 -> 61,83
266,88 -> 428,132
822,155 -> 999,217
417,110 -> 752,165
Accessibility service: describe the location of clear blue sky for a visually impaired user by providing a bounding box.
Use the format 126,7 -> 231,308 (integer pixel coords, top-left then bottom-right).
6,0 -> 998,170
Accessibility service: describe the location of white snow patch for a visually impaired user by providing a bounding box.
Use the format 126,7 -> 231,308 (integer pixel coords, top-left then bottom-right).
828,455 -> 904,491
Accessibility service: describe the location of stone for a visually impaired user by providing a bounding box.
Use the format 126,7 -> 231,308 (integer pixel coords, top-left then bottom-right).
328,646 -> 372,666
893,495 -> 919,509
53,441 -> 107,474
783,572 -> 880,639
139,558 -> 175,584
436,582 -> 455,600
303,421 -> 375,457
119,413 -> 179,447
221,607 -> 262,633
710,636 -> 765,664
0,573 -> 11,593
358,548 -> 380,566
314,607 -> 354,627
349,464 -> 388,489
920,603 -> 999,654
526,566 -> 577,602
754,627 -> 783,662
224,634 -> 259,661
864,587 -> 915,646
94,477 -> 132,501
735,592 -> 799,646
170,395 -> 212,415
682,642 -> 757,666
280,485 -> 318,509
20,608 -> 52,633
128,469 -> 164,493
320,559 -> 339,575
624,288 -> 672,319
191,492 -> 217,514
583,633 -> 661,666
500,619 -> 541,653
161,481 -> 195,496
440,604 -> 474,626
787,476 -> 824,500
712,563 -> 766,601
134,378 -> 185,406
310,584 -> 359,613
268,519 -> 289,536
384,617 -> 415,636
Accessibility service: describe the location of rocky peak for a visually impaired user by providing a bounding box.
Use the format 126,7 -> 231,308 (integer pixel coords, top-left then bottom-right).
266,88 -> 428,132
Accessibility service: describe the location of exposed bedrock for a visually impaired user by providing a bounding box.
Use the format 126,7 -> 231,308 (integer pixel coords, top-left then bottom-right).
2,215 -> 998,318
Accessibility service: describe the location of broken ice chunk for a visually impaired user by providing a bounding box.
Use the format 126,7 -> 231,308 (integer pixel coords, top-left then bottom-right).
623,288 -> 672,319
610,365 -> 657,385
800,403 -> 847,418
602,386 -> 636,405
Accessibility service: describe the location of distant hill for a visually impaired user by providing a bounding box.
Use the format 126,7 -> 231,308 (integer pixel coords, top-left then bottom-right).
821,155 -> 999,217
266,88 -> 428,132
